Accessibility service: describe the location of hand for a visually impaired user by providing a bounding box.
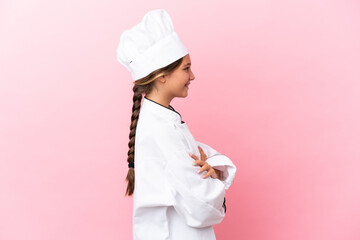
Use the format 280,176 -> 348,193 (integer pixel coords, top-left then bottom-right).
197,146 -> 222,180
189,146 -> 222,180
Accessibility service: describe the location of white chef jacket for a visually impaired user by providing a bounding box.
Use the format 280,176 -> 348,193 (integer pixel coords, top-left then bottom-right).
132,96 -> 237,240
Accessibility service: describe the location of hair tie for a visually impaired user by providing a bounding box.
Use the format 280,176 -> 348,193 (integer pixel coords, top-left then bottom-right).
223,197 -> 226,213
128,162 -> 134,168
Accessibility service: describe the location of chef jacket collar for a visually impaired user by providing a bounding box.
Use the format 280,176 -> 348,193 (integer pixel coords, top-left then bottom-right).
143,96 -> 185,124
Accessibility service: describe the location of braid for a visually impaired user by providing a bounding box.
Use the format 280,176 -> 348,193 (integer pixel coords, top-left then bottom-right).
125,85 -> 142,196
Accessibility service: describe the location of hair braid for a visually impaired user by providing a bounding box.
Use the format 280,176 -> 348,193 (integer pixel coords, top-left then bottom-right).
125,85 -> 142,196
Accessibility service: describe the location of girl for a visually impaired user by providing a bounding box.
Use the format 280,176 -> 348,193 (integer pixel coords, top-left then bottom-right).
117,9 -> 236,240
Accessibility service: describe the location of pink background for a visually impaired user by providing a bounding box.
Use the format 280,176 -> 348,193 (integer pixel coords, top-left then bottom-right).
1,0 -> 360,239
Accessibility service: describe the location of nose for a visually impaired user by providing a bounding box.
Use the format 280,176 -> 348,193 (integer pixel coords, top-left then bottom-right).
189,69 -> 195,81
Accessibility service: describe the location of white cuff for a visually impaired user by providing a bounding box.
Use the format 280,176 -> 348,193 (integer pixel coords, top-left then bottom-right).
206,154 -> 237,190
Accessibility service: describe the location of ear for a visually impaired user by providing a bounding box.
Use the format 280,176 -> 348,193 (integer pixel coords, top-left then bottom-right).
157,75 -> 167,84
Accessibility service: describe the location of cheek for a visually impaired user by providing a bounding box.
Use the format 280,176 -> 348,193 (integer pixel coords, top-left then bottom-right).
174,77 -> 186,86
168,79 -> 182,90
168,72 -> 189,89
180,72 -> 190,82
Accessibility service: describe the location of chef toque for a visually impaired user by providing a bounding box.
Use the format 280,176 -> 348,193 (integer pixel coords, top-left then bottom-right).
116,9 -> 188,81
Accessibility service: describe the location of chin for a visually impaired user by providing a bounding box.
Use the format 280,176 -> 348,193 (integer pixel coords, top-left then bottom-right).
175,91 -> 187,98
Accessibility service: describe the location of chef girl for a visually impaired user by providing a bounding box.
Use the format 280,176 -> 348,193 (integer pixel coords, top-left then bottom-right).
116,9 -> 237,240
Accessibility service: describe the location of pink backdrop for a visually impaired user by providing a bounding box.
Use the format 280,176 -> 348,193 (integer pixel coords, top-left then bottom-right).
1,0 -> 360,239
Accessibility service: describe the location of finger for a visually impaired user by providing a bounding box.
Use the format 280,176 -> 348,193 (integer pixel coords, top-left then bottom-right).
199,146 -> 207,161
196,162 -> 211,174
192,159 -> 204,167
189,153 -> 199,161
198,146 -> 205,161
198,146 -> 208,161
202,168 -> 215,179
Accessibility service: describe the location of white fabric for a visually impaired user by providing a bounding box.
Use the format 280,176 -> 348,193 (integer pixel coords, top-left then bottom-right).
116,9 -> 188,81
133,97 -> 237,239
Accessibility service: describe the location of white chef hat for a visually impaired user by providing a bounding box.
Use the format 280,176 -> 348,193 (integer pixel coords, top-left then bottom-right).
116,9 -> 189,81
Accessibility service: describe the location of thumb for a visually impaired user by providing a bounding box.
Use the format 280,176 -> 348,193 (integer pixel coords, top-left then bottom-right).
198,146 -> 208,161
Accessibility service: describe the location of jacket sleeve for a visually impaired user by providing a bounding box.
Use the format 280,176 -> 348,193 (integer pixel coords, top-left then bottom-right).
195,140 -> 237,190
152,125 -> 226,228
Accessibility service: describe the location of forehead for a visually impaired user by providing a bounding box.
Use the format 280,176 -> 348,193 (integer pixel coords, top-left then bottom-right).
182,54 -> 191,65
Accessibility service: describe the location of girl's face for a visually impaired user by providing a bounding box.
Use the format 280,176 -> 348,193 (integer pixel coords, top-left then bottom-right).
164,54 -> 195,98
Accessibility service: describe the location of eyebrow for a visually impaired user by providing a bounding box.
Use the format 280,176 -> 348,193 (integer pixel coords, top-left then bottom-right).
184,63 -> 191,66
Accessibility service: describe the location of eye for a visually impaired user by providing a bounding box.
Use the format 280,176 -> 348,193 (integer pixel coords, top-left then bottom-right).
184,67 -> 190,71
